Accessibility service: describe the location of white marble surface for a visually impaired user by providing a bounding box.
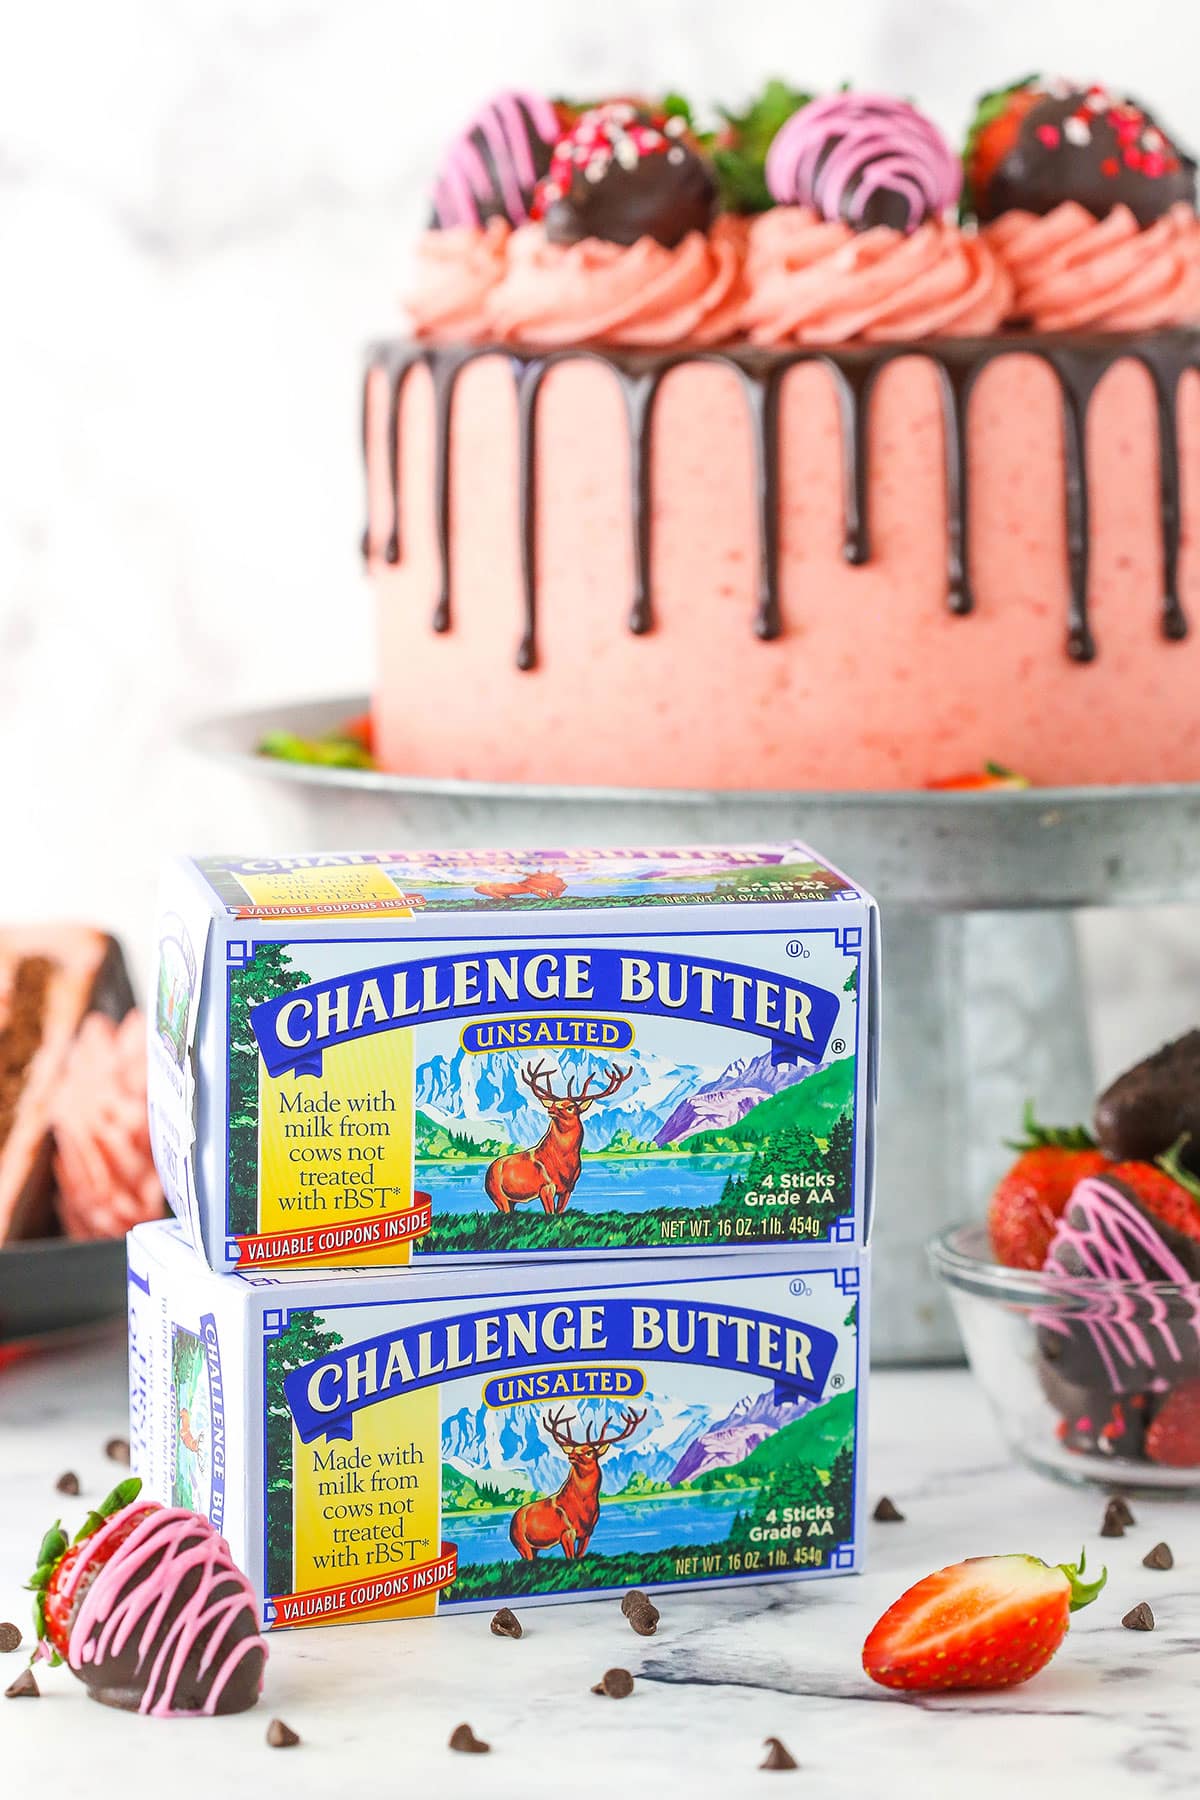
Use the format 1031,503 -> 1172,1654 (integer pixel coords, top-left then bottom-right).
2,1334 -> 1196,1797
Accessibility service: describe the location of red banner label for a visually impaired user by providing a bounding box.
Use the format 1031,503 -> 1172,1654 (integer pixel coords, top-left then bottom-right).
233,1195 -> 432,1268
270,1544 -> 459,1626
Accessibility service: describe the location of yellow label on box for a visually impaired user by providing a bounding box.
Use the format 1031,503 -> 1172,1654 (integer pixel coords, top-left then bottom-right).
255,1030 -> 416,1268
289,1387 -> 443,1624
232,865 -> 413,920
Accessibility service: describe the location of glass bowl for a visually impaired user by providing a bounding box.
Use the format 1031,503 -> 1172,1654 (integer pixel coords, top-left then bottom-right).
930,1222 -> 1200,1496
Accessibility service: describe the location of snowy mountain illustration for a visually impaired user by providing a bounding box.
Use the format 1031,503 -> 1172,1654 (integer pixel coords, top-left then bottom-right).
415,1044 -> 816,1152
667,1389 -> 811,1484
416,1045 -> 717,1151
655,1050 -> 827,1146
441,1392 -> 712,1493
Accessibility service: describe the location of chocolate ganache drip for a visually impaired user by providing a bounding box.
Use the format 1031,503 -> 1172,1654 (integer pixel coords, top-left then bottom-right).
362,332 -> 1197,670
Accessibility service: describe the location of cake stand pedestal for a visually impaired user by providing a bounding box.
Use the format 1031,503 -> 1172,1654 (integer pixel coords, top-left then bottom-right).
188,696 -> 1200,1364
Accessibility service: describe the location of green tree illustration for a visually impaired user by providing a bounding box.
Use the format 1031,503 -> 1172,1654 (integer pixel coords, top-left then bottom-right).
227,944 -> 312,1235
843,966 -> 858,993
824,1442 -> 856,1541
264,1309 -> 343,1599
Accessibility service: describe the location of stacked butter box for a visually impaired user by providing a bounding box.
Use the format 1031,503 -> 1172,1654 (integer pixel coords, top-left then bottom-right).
132,843 -> 879,1629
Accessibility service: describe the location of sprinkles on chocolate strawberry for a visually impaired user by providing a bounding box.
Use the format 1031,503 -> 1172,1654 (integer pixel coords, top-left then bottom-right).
965,77 -> 1196,226
536,102 -> 717,249
28,1477 -> 267,1716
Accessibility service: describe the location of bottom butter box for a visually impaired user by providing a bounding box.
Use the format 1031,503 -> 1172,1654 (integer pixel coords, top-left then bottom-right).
128,1221 -> 868,1627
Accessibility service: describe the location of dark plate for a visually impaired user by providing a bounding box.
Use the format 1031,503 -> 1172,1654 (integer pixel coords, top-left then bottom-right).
0,1238 -> 127,1343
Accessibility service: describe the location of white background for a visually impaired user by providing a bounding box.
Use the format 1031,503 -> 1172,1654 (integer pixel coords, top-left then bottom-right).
2,0 -> 1199,1076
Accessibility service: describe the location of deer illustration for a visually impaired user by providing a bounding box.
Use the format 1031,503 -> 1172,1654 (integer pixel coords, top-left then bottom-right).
179,1407 -> 205,1460
474,869 -> 568,901
510,1406 -> 648,1559
484,1060 -> 633,1215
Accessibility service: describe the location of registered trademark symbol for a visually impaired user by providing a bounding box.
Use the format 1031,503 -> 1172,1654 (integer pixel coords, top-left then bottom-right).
830,1374 -> 845,1390
786,940 -> 809,958
831,1038 -> 846,1054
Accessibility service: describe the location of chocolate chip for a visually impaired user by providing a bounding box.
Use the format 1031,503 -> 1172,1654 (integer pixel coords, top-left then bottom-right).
266,1719 -> 300,1748
1100,1498 -> 1127,1538
873,1496 -> 904,1522
490,1607 -> 523,1640
1106,1496 -> 1136,1529
55,1471 -> 80,1496
449,1723 -> 490,1754
5,1669 -> 38,1699
104,1437 -> 131,1466
591,1668 -> 634,1698
760,1737 -> 798,1771
0,1625 -> 21,1655
1122,1602 -> 1155,1632
1143,1541 -> 1174,1570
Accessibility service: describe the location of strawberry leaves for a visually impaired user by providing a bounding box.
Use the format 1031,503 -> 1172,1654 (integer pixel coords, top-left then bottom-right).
1007,1099 -> 1097,1154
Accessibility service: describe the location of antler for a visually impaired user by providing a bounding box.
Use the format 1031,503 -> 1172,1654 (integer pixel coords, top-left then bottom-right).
521,1059 -> 565,1107
591,1406 -> 648,1451
542,1406 -> 582,1450
577,1064 -> 634,1111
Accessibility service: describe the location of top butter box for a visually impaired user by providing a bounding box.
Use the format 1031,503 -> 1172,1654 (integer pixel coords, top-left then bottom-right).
149,845 -> 878,1274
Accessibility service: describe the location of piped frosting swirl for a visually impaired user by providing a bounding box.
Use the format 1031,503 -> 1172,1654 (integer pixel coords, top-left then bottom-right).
986,200 -> 1200,331
740,208 -> 1012,344
484,217 -> 746,347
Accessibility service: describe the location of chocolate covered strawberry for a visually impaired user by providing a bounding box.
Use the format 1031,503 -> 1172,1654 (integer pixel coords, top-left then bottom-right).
29,1477 -> 151,1664
535,102 -> 716,249
863,1550 -> 1106,1692
988,1105 -> 1109,1270
964,76 -> 1196,226
28,1477 -> 266,1715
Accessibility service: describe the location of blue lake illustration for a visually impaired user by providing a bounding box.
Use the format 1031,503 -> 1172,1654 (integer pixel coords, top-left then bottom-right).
448,1488 -> 754,1565
419,1153 -> 749,1215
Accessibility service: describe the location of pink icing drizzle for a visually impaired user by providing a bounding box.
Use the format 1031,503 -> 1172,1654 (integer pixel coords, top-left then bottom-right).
765,93 -> 962,233
432,91 -> 561,228
1040,1176 -> 1200,1390
66,1505 -> 267,1718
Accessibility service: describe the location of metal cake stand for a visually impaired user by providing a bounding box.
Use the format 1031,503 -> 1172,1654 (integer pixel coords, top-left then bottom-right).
189,695 -> 1200,1365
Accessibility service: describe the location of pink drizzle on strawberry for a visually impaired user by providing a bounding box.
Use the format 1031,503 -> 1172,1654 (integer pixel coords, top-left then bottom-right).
433,91 -> 561,228
64,1505 -> 267,1718
1040,1176 -> 1200,1388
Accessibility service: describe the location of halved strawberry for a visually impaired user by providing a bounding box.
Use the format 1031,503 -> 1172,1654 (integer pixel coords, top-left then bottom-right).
863,1550 -> 1105,1692
988,1104 -> 1109,1270
927,762 -> 1030,792
29,1478 -> 155,1664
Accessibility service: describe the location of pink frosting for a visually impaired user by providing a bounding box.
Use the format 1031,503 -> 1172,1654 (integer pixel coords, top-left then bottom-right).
67,1504 -> 267,1718
484,217 -> 747,347
740,207 -> 1012,345
986,201 -> 1200,332
406,218 -> 511,340
51,1010 -> 164,1240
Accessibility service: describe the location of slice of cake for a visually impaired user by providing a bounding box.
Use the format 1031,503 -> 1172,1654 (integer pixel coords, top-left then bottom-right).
360,79 -> 1200,791
0,927 -> 133,1240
